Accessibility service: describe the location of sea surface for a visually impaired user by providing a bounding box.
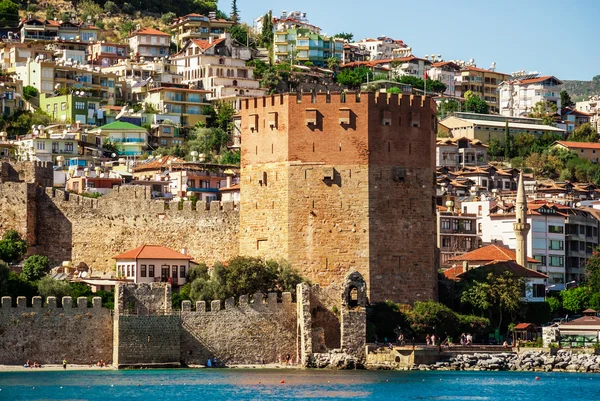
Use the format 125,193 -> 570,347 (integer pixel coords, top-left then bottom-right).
1,368 -> 600,400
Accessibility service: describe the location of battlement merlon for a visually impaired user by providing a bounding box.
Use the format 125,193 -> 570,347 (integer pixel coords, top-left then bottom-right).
0,296 -> 106,311
180,291 -> 295,313
240,92 -> 436,111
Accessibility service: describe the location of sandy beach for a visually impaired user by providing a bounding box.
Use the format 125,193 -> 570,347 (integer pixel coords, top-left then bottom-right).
0,363 -> 299,372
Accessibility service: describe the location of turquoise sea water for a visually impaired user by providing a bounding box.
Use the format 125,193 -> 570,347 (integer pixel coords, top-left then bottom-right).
1,369 -> 600,400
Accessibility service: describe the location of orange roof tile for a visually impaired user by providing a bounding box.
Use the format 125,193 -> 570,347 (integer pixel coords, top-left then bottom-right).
443,260 -> 547,280
517,76 -> 563,85
113,245 -> 193,260
219,184 -> 240,192
554,141 -> 600,150
132,28 -> 170,36
449,244 -> 539,263
191,38 -> 226,51
133,155 -> 184,172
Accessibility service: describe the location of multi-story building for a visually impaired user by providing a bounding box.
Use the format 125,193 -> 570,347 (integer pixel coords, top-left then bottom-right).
0,75 -> 23,115
439,112 -> 565,145
437,205 -> 478,267
134,83 -> 211,127
461,199 -> 599,289
14,59 -> 121,104
0,43 -> 53,71
499,75 -> 563,117
91,121 -> 148,156
171,35 -> 266,106
128,28 -> 170,59
551,141 -> 600,163
18,18 -> 99,43
39,93 -> 102,124
273,28 -> 343,67
559,108 -> 593,134
88,42 -> 129,67
342,44 -> 370,64
436,137 -> 488,170
237,91 -> 438,304
148,123 -> 186,149
349,36 -> 408,60
393,56 -> 431,80
169,13 -> 234,48
458,66 -> 511,113
576,97 -> 600,133
429,61 -> 461,97
14,129 -> 78,163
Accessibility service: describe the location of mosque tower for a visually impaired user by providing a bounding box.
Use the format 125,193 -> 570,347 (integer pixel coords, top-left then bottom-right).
513,171 -> 530,267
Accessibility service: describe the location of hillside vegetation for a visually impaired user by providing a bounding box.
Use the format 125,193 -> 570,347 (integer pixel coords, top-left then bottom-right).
562,76 -> 600,101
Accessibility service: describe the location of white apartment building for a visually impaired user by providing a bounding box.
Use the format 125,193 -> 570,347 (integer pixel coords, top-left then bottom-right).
499,75 -> 563,117
429,61 -> 461,97
392,56 -> 430,79
128,28 -> 170,58
350,36 -> 407,60
14,130 -> 78,163
171,35 -> 265,106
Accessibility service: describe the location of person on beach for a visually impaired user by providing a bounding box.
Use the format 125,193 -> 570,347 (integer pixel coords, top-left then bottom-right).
460,333 -> 466,345
213,357 -> 217,367
426,334 -> 431,346
24,360 -> 31,368
62,359 -> 67,369
431,334 -> 436,346
207,358 -> 212,367
466,333 -> 473,345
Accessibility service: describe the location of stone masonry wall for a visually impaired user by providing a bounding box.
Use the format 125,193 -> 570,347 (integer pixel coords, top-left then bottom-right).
0,296 -> 113,365
32,186 -> 240,271
180,292 -> 297,365
113,315 -> 181,368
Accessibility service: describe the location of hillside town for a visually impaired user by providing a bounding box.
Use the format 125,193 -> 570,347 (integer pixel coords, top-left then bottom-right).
2,0 -> 600,373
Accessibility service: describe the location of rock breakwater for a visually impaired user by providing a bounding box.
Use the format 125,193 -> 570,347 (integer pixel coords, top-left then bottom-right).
414,350 -> 600,373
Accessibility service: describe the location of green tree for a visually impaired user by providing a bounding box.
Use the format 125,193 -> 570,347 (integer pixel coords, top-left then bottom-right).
102,139 -> 122,157
437,99 -> 460,118
220,149 -> 240,165
326,57 -> 340,70
0,0 -> 19,28
463,90 -> 489,114
513,132 -> 536,157
161,12 -> 176,25
528,101 -> 557,126
387,87 -> 401,95
460,271 -> 525,331
426,79 -> 447,94
337,66 -> 371,88
230,0 -> 240,24
21,255 -> 50,282
487,137 -> 504,158
560,90 -> 575,108
259,11 -> 273,48
229,24 -> 248,46
216,102 -> 235,131
38,276 -> 71,300
546,296 -> 562,314
562,286 -> 590,313
0,230 -> 27,263
103,1 -> 119,14
23,86 -> 39,102
398,75 -> 424,90
504,121 -> 513,158
333,32 -> 354,41
0,261 -> 9,295
406,301 -> 460,337
568,123 -> 598,142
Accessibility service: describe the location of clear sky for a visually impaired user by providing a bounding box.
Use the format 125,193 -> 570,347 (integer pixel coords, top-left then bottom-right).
234,0 -> 598,81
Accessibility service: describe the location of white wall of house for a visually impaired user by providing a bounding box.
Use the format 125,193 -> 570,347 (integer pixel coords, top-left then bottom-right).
116,258 -> 190,285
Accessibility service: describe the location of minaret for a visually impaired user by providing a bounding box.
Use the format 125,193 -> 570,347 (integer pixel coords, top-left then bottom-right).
513,171 -> 530,267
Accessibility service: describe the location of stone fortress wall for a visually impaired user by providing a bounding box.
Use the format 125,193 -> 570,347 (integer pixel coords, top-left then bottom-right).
0,295 -> 113,365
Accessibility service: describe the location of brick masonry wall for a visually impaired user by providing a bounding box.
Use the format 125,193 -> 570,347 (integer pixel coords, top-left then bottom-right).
180,292 -> 297,365
239,93 -> 438,304
0,296 -> 112,365
30,186 -> 239,271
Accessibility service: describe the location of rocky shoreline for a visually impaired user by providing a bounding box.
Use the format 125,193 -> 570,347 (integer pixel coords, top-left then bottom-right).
411,350 -> 600,373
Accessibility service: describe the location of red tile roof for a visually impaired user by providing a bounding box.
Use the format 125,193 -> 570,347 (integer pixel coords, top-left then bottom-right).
132,28 -> 170,36
113,245 -> 193,260
219,184 -> 240,192
191,38 -> 226,51
133,155 -> 184,172
554,141 -> 600,150
449,244 -> 539,263
443,260 -> 548,281
514,323 -> 535,330
463,66 -> 509,75
517,76 -> 563,85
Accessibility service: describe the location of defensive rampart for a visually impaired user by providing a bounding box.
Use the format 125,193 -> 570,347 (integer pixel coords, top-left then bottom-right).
29,186 -> 240,271
0,296 -> 113,365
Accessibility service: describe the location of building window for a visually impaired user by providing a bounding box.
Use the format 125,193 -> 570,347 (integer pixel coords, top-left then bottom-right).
61,102 -> 66,111
534,255 -> 547,266
549,256 -> 564,267
179,265 -> 186,278
533,238 -> 546,249
441,219 -> 450,229
550,273 -> 564,284
532,221 -> 546,232
548,225 -> 564,234
36,142 -> 45,150
441,237 -> 451,248
532,284 -> 545,298
149,264 -> 155,277
141,265 -> 147,277
172,265 -> 177,278
463,220 -> 472,231
75,102 -> 85,110
549,240 -> 563,250
65,142 -> 74,152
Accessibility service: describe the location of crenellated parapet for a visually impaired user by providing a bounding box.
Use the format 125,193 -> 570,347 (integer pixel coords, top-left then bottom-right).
180,291 -> 294,313
0,295 -> 107,313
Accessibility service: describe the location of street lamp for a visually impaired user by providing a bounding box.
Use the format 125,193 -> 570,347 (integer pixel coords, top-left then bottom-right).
565,280 -> 577,290
544,284 -> 556,301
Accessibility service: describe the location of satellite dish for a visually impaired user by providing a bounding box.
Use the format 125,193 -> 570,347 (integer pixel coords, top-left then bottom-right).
81,271 -> 88,278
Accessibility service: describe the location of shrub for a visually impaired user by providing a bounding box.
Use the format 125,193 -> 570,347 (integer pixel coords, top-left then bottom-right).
161,12 -> 176,25
122,2 -> 135,15
23,85 -> 39,101
406,301 -> 460,337
38,276 -> 71,301
0,230 -> 27,263
21,255 -> 50,282
103,0 -> 119,14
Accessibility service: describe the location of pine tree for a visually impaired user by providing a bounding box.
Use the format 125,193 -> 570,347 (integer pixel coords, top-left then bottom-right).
504,120 -> 512,159
230,0 -> 240,24
260,10 -> 273,48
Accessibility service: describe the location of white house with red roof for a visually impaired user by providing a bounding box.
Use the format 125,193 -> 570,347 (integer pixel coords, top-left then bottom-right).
499,75 -> 563,117
171,34 -> 266,105
113,245 -> 194,286
128,27 -> 171,58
